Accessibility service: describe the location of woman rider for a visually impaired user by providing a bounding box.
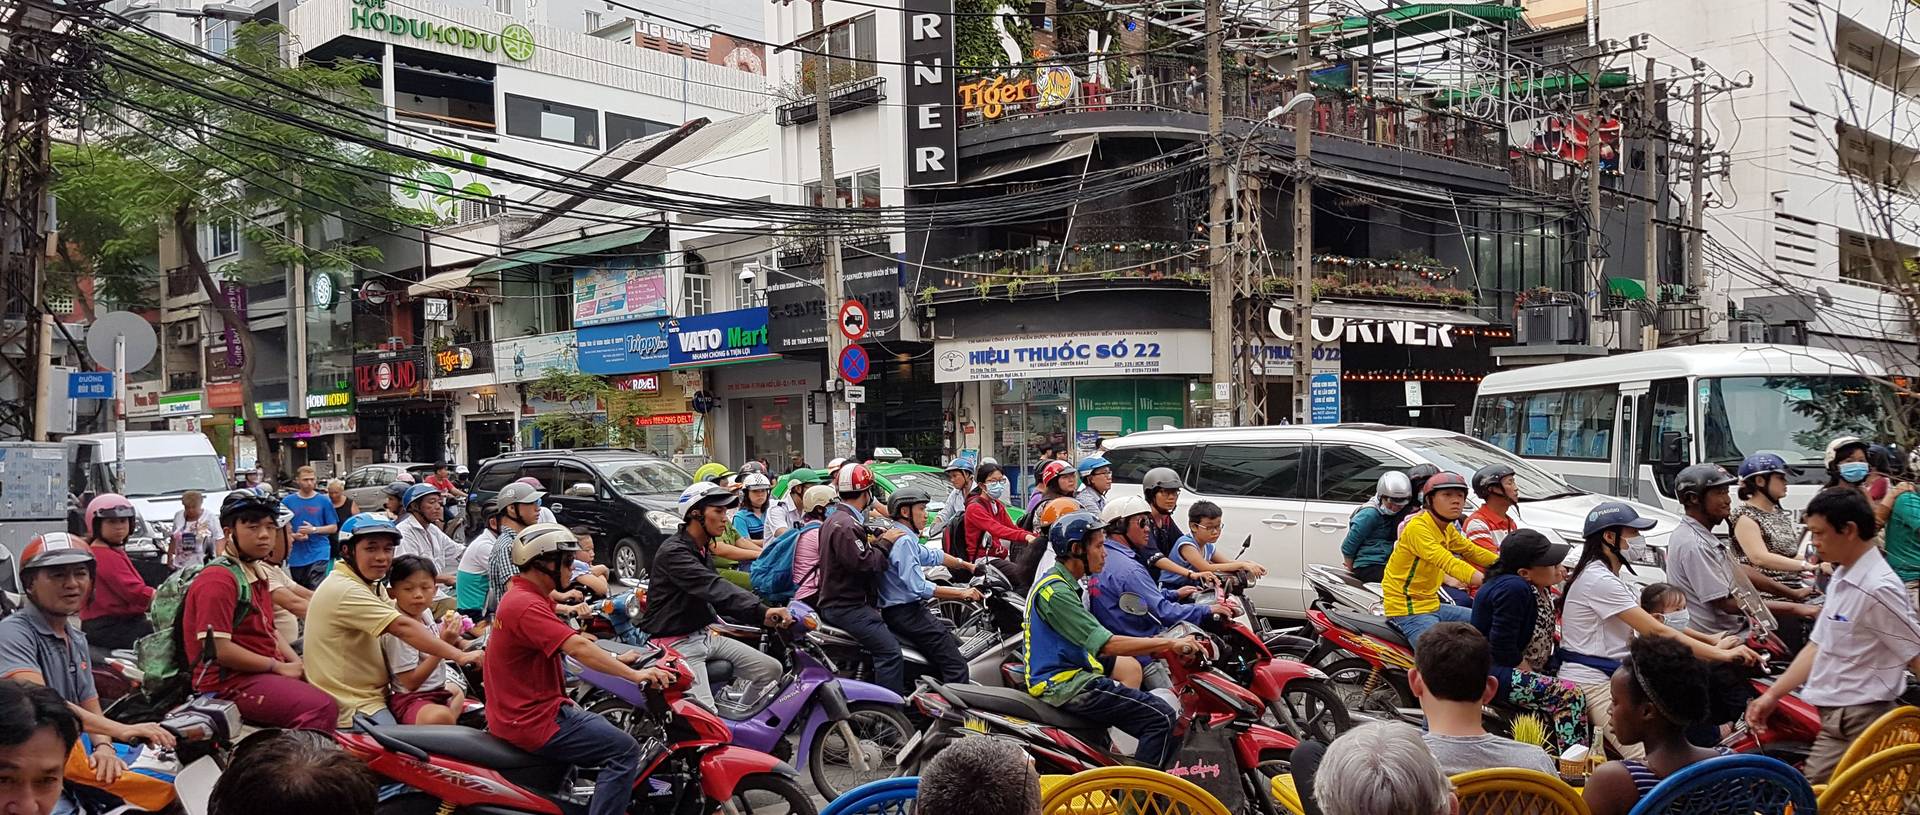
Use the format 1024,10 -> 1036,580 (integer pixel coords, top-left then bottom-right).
1469,529 -> 1590,760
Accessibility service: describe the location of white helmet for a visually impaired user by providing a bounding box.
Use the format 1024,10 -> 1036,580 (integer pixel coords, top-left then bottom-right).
801,484 -> 838,514
741,473 -> 772,491
1099,494 -> 1153,528
678,482 -> 739,520
510,523 -> 580,568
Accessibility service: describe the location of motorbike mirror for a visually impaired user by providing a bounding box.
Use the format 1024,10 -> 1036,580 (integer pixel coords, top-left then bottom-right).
1235,534 -> 1253,558
1118,593 -> 1151,616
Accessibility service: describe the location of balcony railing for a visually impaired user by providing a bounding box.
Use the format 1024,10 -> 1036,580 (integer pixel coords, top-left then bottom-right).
165,266 -> 199,299
775,74 -> 887,126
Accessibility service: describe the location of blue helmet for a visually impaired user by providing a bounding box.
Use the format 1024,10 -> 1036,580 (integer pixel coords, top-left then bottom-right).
1076,455 -> 1112,476
1048,511 -> 1104,557
402,483 -> 442,509
1738,453 -> 1789,480
339,512 -> 401,545
1582,501 -> 1657,539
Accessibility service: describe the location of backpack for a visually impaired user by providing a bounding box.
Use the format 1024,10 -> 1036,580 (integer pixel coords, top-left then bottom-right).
133,557 -> 253,706
943,500 -> 973,560
750,521 -> 821,603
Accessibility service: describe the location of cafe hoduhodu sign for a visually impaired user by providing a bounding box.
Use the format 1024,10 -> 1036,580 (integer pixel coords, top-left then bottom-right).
349,0 -> 536,62
902,0 -> 957,186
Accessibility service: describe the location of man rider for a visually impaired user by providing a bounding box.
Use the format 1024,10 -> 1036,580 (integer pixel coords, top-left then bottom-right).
396,484 -> 462,589
1087,496 -> 1227,696
926,459 -> 973,541
0,533 -> 177,810
1383,472 -> 1494,650
1665,464 -> 1819,641
379,480 -> 411,521
304,514 -> 483,727
1130,469 -> 1217,587
637,483 -> 791,707
1074,456 -> 1113,516
877,488 -> 976,685
1023,511 -> 1199,768
816,464 -> 910,694
765,468 -> 821,540
485,482 -> 554,617
1464,464 -> 1519,554
488,524 -> 676,815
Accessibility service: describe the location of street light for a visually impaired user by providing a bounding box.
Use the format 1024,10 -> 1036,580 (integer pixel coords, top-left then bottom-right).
123,1 -> 256,22
1229,91 -> 1316,215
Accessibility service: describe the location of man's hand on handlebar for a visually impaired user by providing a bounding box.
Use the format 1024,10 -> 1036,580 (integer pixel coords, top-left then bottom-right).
1193,571 -> 1221,588
765,607 -> 795,629
960,587 -> 984,603
119,722 -> 176,750
631,665 -> 677,689
1720,643 -> 1762,666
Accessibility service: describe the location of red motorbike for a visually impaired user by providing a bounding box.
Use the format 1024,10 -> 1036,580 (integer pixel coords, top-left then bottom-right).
1302,601 -> 1420,722
1201,573 -> 1352,742
335,643 -> 815,815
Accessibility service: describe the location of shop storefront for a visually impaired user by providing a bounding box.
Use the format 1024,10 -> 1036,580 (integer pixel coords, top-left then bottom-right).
125,381 -> 167,430
709,358 -> 821,473
612,371 -> 701,463
301,379 -> 357,477
1260,302 -> 1505,429
353,346 -> 444,465
431,339 -> 501,469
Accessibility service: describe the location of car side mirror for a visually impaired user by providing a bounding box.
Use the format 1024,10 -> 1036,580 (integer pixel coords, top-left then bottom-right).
566,483 -> 595,497
1660,432 -> 1686,465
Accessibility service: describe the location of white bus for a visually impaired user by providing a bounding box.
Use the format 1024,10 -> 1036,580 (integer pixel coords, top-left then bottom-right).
1471,344 -> 1899,513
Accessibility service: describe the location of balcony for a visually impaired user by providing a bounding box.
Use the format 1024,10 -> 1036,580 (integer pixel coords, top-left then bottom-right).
775,74 -> 887,126
165,266 -> 199,299
168,371 -> 202,392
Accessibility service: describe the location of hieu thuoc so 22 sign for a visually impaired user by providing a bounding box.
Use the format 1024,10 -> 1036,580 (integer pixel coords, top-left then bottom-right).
933,330 -> 1211,383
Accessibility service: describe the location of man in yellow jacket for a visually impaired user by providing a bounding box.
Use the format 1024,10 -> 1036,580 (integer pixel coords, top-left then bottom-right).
1384,471 -> 1497,650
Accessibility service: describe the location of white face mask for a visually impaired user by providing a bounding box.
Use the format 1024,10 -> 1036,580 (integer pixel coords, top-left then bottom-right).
1662,608 -> 1692,631
986,481 -> 1009,501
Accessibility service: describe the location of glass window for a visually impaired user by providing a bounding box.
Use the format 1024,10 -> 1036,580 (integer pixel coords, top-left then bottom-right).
1315,445 -> 1413,503
1398,436 -> 1583,502
199,18 -> 233,56
204,218 -> 238,259
471,466 -> 518,493
344,468 -> 371,489
1472,393 -> 1523,453
682,252 -> 710,316
506,94 -> 599,148
1639,377 -> 1688,467
549,464 -> 598,497
120,456 -> 228,499
1105,446 -> 1190,485
1558,388 -> 1616,460
1519,391 -> 1564,458
857,170 -> 881,209
1701,375 -> 1898,471
595,459 -> 693,495
584,9 -> 601,29
1193,444 -> 1307,499
606,112 -> 674,148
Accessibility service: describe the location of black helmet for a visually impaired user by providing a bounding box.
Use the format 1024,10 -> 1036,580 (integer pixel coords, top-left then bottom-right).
219,491 -> 282,528
1472,464 -> 1517,499
1674,463 -> 1738,502
887,487 -> 932,517
1405,463 -> 1442,502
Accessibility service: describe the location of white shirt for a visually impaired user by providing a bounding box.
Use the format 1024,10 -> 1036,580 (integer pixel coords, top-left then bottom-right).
460,529 -> 497,575
1802,546 -> 1920,707
537,507 -> 556,525
396,515 -> 464,577
767,500 -> 799,538
1557,565 -> 1640,686
381,609 -> 449,694
169,509 -> 224,566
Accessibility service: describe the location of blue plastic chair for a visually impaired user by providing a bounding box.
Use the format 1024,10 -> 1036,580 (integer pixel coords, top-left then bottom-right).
1625,754 -> 1817,815
821,776 -> 920,815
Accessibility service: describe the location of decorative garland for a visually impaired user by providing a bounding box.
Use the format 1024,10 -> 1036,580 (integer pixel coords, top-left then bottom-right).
945,243 -> 1463,281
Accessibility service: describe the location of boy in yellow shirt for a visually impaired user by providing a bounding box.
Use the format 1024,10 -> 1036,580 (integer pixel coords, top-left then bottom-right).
1384,472 -> 1496,650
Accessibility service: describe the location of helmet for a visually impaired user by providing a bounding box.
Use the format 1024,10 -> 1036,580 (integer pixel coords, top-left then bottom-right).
20,532 -> 93,574
739,461 -> 768,476
84,494 -> 137,538
826,457 -> 849,473
1142,467 -> 1184,493
276,503 -> 296,529
801,485 -> 838,514
382,480 -> 412,499
1376,471 -> 1413,501
1037,497 -> 1082,527
1419,471 -> 1470,500
678,482 -> 740,519
691,463 -> 734,484
1077,455 -> 1112,476
1738,453 -> 1789,480
339,513 -> 402,545
511,523 -> 581,568
1674,463 -> 1738,501
394,471 -> 418,485
1100,494 -> 1153,528
834,463 -> 876,495
218,491 -> 280,528
1583,501 -> 1656,538
741,473 -> 772,492
1038,460 -> 1075,490
887,487 -> 932,516
1048,511 -> 1104,557
514,476 -> 546,490
455,465 -> 470,476
491,482 -> 545,513
402,483 -> 442,510
1405,463 -> 1442,498
1472,464 -> 1517,498
787,468 -> 824,487
1869,443 -> 1898,475
942,457 -> 973,474
1825,436 -> 1869,469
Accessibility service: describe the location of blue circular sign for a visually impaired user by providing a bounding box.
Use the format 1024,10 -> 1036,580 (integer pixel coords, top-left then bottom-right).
838,345 -> 869,384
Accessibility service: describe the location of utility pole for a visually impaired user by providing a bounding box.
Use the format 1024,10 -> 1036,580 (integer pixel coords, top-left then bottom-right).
806,0 -> 853,461
1204,0 -> 1230,428
1584,47 -> 1604,341
1685,71 -> 1705,291
1288,0 -> 1313,424
1640,56 -> 1658,350
0,0 -> 61,442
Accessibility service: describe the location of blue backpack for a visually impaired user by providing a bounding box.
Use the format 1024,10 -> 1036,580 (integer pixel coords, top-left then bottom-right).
750,520 -> 821,603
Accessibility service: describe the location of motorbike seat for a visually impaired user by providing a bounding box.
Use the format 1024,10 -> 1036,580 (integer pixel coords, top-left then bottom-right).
709,659 -> 735,686
939,682 -> 1102,732
369,724 -> 561,770
1323,607 -> 1412,652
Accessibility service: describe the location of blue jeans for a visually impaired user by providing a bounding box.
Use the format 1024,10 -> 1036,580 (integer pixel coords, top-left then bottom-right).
535,705 -> 643,815
822,604 -> 905,694
1389,604 -> 1474,652
1059,676 -> 1179,767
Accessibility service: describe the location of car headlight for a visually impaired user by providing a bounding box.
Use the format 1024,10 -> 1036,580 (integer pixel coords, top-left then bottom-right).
646,510 -> 682,531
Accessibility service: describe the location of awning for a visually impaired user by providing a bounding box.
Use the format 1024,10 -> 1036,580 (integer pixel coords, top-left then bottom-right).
961,136 -> 1097,185
1272,300 -> 1492,325
408,266 -> 476,297
473,226 -> 657,277
1313,165 -> 1454,203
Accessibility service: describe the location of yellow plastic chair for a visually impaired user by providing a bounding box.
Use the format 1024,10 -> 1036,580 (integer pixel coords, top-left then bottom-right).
1267,774 -> 1306,815
1451,768 -> 1592,815
1039,766 -> 1235,815
1835,705 -> 1920,777
1817,742 -> 1920,813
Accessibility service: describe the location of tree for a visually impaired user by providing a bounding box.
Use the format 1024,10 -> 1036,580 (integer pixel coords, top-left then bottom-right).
523,369 -> 668,450
68,23 -> 432,480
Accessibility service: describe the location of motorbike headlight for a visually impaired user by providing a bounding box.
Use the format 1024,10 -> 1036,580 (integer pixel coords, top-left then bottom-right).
646,510 -> 682,531
626,599 -> 643,622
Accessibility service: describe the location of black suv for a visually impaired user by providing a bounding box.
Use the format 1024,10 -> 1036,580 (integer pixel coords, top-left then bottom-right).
467,448 -> 693,581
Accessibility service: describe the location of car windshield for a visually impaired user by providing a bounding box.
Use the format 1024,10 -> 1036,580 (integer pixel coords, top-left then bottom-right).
595,459 -> 692,495
118,456 -> 229,498
1398,435 -> 1583,501
885,471 -> 949,502
1702,375 -> 1897,474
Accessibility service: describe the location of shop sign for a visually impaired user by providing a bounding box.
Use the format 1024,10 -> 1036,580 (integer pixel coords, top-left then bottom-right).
348,0 -> 536,63
902,0 -> 957,186
635,412 -> 695,427
432,343 -> 494,378
1250,342 -> 1343,377
168,416 -> 201,432
934,329 -> 1211,383
667,308 -> 775,369
204,342 -> 243,382
310,272 -> 340,311
157,391 -> 203,416
960,74 -> 1034,119
1074,379 -> 1189,437
353,348 -> 429,400
219,282 -> 247,367
574,259 -> 669,327
759,415 -> 784,432
768,252 -> 901,350
127,380 -> 165,418
1265,308 -> 1459,348
1310,373 -> 1341,423
275,416 -> 357,437
252,400 -> 290,419
208,381 -> 243,409
577,319 -> 670,375
496,332 -> 578,382
305,385 -> 356,417
614,373 -> 661,394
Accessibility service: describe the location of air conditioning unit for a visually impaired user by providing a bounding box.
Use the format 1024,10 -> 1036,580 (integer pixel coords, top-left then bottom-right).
166,321 -> 200,346
1729,317 -> 1768,343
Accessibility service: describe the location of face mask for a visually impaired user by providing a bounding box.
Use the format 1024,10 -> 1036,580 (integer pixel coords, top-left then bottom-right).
986,481 -> 1009,500
1662,609 -> 1691,631
1840,462 -> 1871,484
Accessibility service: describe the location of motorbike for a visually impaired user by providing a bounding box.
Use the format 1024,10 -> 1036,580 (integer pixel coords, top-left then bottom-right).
336,641 -> 816,815
1183,572 -> 1352,742
1301,597 -> 1419,722
902,623 -> 1299,815
135,696 -> 248,815
814,559 -> 1027,688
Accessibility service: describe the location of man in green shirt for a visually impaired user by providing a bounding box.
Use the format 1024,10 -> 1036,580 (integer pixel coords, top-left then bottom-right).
1022,510 -> 1198,768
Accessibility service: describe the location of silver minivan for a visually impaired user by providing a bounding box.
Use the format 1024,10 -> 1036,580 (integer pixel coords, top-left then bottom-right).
1101,423 -> 1678,618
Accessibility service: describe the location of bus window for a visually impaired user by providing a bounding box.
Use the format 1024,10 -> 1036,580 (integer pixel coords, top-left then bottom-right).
1700,375 -> 1895,478
1638,378 -> 1688,497
1472,394 -> 1522,452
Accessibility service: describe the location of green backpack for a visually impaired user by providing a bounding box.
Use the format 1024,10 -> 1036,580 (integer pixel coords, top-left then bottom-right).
133,556 -> 253,705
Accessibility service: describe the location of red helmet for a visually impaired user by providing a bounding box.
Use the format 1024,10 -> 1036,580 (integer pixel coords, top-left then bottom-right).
1038,460 -> 1075,490
1420,471 -> 1470,500
84,494 -> 138,539
833,463 -> 875,494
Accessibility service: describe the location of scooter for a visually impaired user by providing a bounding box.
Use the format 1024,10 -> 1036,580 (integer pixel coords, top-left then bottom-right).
1181,574 -> 1352,742
336,642 -> 816,815
814,560 -> 1027,687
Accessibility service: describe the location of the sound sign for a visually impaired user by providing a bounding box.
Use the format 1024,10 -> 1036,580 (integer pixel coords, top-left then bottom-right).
353,347 -> 428,400
902,0 -> 957,186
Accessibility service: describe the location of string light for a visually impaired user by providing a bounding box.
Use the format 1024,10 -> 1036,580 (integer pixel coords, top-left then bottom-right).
1341,370 -> 1486,383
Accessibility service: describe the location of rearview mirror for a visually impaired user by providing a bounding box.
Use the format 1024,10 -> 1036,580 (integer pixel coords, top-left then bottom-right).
1117,593 -> 1150,616
566,483 -> 595,497
1660,432 -> 1686,465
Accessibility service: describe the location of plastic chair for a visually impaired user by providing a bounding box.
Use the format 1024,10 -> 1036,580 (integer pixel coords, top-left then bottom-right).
820,776 -> 918,815
1833,705 -> 1920,779
1451,768 -> 1592,815
1624,754 -> 1817,815
1039,767 -> 1234,815
1818,742 -> 1920,814
1267,774 -> 1306,815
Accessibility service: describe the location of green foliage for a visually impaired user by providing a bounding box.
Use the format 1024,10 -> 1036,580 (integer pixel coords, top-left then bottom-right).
48,145 -> 158,309
524,369 -> 652,449
955,0 -> 1030,72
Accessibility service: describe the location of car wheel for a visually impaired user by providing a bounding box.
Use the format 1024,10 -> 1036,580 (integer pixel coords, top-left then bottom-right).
610,536 -> 646,582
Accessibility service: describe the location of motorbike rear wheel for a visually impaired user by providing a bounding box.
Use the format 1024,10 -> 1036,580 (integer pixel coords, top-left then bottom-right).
1322,657 -> 1413,721
1268,679 -> 1352,743
715,772 -> 817,815
809,703 -> 913,800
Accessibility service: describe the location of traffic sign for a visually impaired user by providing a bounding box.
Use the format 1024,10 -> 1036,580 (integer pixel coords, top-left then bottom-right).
837,345 -> 869,384
85,311 -> 157,372
69,372 -> 114,400
837,300 -> 870,341
844,385 -> 866,404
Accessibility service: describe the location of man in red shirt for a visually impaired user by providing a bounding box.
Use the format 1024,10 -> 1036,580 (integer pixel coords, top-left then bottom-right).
1465,464 -> 1520,554
487,524 -> 673,815
424,463 -> 466,501
182,493 -> 337,730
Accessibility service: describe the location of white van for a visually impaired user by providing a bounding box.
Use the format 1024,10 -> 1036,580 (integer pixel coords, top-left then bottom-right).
1101,424 -> 1678,618
66,431 -> 232,552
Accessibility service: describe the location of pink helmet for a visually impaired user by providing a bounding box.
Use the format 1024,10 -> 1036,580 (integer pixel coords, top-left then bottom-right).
84,494 -> 138,539
515,476 -> 546,489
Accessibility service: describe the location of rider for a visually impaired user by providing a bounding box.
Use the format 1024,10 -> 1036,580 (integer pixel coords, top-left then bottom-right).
637,483 -> 791,707
1664,463 -> 1818,643
1382,472 -> 1494,650
877,488 -> 976,685
1163,500 -> 1266,588
816,464 -> 912,694
424,463 -> 466,501
487,524 -> 676,815
304,513 -> 483,727
1023,511 -> 1200,768
1732,453 -> 1818,581
1396,463 -> 1444,535
766,468 -> 822,540
1074,455 -> 1113,516
76,494 -> 153,652
732,473 -> 775,544
484,482 -> 551,617
963,463 -> 1039,561
183,492 -> 338,729
1342,472 -> 1413,583
1025,461 -> 1079,518
379,479 -> 412,521
1089,497 -> 1227,695
927,458 -> 973,541
1464,464 -> 1519,554
396,483 -> 462,590
1138,468 -> 1218,588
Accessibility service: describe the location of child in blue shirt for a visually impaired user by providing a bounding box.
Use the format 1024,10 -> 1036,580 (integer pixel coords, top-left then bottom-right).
1161,501 -> 1268,588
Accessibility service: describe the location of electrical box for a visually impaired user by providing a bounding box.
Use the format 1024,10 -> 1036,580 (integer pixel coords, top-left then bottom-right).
0,443 -> 71,575
1519,304 -> 1585,345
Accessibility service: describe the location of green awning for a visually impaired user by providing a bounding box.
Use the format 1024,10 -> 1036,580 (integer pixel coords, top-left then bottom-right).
1607,277 -> 1648,301
1266,4 -> 1525,49
1433,70 -> 1634,106
473,227 -> 657,276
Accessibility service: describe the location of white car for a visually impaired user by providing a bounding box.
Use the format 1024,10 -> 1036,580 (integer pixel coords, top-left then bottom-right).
1101,423 -> 1677,618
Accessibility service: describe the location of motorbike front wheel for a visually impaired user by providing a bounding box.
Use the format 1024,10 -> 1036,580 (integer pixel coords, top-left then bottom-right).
809,702 -> 914,800
717,772 -> 818,815
1269,679 -> 1352,743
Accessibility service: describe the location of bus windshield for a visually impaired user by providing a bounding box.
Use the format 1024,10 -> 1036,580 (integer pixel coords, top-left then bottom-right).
1701,376 -> 1897,472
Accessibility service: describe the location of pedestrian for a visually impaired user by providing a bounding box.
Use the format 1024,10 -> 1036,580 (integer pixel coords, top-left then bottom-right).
208,730 -> 377,815
1584,636 -> 1723,815
327,478 -> 357,525
281,466 -> 341,589
1308,722 -> 1452,815
1408,623 -> 1557,775
170,490 -> 222,570
0,679 -> 80,815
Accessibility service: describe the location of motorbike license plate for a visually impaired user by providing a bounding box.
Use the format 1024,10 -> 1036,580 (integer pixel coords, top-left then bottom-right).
893,730 -> 923,766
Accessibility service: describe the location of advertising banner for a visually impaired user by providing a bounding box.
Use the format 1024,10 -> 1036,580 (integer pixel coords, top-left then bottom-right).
768,250 -> 901,350
353,347 -> 430,400
934,329 -> 1211,383
576,319 -> 670,375
667,308 -> 776,369
495,332 -> 578,382
573,258 -> 669,327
